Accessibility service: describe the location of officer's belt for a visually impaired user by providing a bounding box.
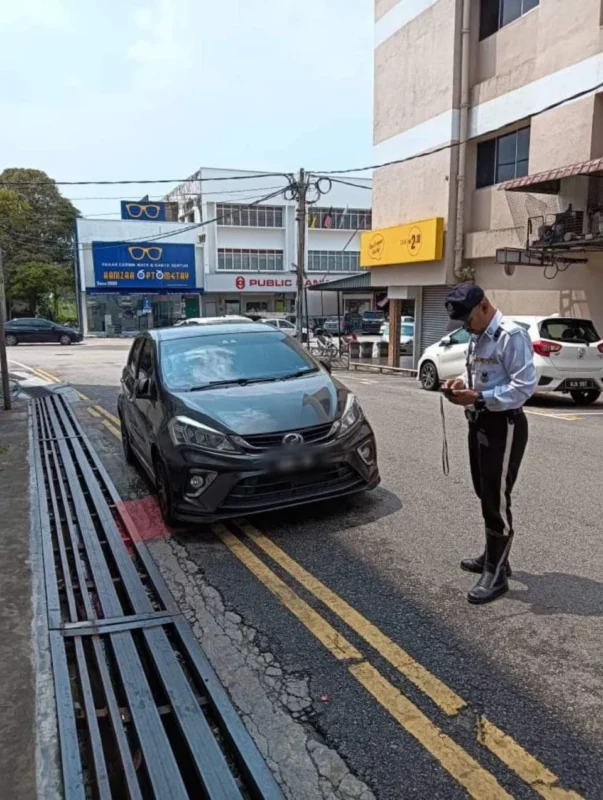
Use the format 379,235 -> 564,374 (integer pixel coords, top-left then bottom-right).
465,407 -> 524,422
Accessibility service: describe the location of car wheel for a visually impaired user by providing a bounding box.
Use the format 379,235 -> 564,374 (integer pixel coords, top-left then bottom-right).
419,360 -> 439,391
570,389 -> 601,406
59,333 -> 72,345
153,455 -> 178,527
5,334 -> 18,346
120,416 -> 137,466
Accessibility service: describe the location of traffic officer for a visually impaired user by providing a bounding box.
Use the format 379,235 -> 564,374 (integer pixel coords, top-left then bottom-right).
443,284 -> 536,605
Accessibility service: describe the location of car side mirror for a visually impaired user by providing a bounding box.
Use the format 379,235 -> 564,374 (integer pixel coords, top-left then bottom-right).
440,336 -> 452,347
318,357 -> 332,373
135,377 -> 154,398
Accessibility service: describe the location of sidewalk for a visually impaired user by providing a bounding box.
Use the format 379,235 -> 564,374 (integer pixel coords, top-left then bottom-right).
0,398 -> 37,800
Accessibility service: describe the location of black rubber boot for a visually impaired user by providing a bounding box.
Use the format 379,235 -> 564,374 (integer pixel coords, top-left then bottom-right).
460,552 -> 512,577
467,532 -> 513,605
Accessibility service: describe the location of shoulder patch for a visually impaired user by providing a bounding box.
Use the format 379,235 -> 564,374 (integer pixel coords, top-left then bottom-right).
499,318 -> 521,336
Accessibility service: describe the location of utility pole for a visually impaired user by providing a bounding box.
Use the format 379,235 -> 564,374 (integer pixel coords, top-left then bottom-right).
295,168 -> 308,343
0,247 -> 12,410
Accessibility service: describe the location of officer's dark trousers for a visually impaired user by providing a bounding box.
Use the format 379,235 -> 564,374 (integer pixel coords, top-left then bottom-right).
468,410 -> 528,537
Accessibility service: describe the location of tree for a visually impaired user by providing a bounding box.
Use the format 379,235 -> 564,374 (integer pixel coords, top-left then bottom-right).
9,261 -> 71,316
0,168 -> 80,313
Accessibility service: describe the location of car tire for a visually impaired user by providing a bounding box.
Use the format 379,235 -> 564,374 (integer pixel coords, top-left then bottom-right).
59,333 -> 72,345
120,416 -> 137,466
5,334 -> 18,346
419,360 -> 439,391
153,454 -> 178,527
570,389 -> 601,406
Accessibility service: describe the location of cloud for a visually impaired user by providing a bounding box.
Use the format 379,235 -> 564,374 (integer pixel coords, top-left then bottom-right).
0,0 -> 73,30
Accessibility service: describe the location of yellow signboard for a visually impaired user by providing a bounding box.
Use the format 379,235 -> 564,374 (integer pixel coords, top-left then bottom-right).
360,217 -> 444,267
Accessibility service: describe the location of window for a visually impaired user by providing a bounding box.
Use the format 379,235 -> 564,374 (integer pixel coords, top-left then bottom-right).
307,208 -> 372,231
217,249 -> 284,271
217,204 -> 284,228
30,319 -> 54,329
479,0 -> 539,40
127,337 -> 144,370
159,331 -> 317,391
307,250 -> 361,273
539,319 -> 600,344
449,329 -> 471,345
476,126 -> 530,189
137,340 -> 154,379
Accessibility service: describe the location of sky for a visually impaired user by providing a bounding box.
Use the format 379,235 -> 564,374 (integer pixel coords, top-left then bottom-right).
0,0 -> 374,218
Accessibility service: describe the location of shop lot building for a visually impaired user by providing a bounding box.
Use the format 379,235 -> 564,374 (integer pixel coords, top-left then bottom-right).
76,170 -> 373,334
165,168 -> 374,320
368,0 -> 603,365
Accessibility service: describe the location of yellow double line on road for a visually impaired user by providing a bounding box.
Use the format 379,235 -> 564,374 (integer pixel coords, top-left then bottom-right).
219,520 -> 582,800
24,364 -> 583,798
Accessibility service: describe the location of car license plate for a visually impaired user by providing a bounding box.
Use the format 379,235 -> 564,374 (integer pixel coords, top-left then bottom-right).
267,451 -> 316,473
567,379 -> 595,389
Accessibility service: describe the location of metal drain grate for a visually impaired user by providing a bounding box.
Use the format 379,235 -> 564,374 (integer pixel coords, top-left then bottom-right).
32,393 -> 282,800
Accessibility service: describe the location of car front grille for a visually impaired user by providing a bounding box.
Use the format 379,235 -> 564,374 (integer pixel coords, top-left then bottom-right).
238,422 -> 334,451
219,464 -> 363,511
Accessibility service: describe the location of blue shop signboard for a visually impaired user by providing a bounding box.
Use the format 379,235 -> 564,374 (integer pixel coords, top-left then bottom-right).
92,241 -> 196,292
120,201 -> 167,221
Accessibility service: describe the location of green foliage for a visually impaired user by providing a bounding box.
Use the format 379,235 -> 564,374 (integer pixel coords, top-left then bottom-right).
9,261 -> 72,316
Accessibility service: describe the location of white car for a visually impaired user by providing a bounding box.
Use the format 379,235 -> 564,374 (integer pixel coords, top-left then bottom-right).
417,315 -> 603,405
379,316 -> 414,336
260,318 -> 310,339
381,321 -> 415,355
173,315 -> 252,327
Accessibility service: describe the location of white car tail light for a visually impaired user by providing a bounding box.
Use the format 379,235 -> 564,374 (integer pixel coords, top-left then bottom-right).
532,340 -> 562,357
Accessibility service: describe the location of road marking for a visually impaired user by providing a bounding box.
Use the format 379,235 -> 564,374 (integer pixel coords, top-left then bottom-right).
477,718 -> 582,800
214,525 -> 361,660
7,360 -> 89,400
93,404 -> 120,427
102,419 -> 121,440
524,409 -> 579,422
350,662 -> 513,800
87,407 -> 100,419
236,520 -> 583,799
217,524 -> 512,798
238,519 -> 465,716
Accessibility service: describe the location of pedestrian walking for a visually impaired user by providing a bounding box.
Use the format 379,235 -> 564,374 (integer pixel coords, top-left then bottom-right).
443,284 -> 536,604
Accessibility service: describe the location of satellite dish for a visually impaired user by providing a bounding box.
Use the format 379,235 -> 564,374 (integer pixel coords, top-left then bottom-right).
503,263 -> 516,277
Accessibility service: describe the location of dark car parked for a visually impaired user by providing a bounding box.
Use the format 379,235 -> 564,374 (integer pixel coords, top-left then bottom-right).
118,322 -> 379,525
361,311 -> 385,335
4,317 -> 83,346
323,315 -> 356,336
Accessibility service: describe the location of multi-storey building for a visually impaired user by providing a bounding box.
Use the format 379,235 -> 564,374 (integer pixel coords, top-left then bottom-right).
166,168 -> 373,319
367,0 -> 603,363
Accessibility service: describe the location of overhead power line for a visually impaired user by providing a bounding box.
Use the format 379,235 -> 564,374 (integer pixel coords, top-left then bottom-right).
64,185 -> 285,201
0,172 -> 290,188
312,79 -> 603,176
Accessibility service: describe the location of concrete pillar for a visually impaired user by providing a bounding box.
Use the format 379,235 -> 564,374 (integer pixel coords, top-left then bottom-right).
388,299 -> 401,367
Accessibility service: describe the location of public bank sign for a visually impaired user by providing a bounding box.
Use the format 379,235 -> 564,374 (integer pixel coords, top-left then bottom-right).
92,241 -> 196,291
120,201 -> 167,221
360,217 -> 444,267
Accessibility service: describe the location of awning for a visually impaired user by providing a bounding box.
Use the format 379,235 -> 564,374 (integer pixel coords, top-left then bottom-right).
308,272 -> 386,293
499,156 -> 603,194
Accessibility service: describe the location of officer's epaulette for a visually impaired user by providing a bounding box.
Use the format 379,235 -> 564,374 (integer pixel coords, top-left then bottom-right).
499,318 -> 522,338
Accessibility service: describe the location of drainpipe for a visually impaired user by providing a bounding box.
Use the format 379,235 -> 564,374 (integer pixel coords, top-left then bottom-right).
453,0 -> 472,282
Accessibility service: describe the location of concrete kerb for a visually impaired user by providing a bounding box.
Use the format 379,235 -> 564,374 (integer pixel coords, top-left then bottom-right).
348,361 -> 418,378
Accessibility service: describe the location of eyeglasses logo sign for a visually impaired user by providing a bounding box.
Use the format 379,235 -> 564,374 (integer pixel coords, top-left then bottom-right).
128,246 -> 163,261
125,203 -> 161,219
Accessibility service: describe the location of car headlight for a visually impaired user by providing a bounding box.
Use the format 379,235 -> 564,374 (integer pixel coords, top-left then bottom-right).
336,394 -> 364,437
168,416 -> 238,453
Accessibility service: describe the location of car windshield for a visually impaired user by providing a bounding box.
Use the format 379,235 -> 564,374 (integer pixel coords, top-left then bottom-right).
364,312 -> 383,319
539,318 -> 600,344
401,324 -> 414,336
160,330 -> 319,391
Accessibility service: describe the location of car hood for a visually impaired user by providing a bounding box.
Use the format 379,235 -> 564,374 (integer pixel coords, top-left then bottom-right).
171,372 -> 346,435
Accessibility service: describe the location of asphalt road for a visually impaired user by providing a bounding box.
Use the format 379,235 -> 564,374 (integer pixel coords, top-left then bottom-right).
9,340 -> 603,799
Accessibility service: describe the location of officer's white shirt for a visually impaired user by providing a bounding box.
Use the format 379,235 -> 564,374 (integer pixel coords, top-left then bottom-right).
462,310 -> 537,411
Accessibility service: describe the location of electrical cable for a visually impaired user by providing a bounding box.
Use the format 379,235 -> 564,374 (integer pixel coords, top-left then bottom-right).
0,186 -> 291,254
310,175 -> 372,191
0,172 -> 290,188
311,79 -> 603,176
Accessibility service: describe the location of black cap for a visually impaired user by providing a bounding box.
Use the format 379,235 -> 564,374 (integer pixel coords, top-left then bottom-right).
444,283 -> 485,321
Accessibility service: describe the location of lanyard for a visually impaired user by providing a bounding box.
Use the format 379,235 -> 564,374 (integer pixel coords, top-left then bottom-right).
440,394 -> 450,476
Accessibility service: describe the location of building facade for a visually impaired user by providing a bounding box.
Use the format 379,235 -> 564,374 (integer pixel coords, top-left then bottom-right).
370,0 -> 603,362
165,168 -> 373,319
76,218 -> 204,335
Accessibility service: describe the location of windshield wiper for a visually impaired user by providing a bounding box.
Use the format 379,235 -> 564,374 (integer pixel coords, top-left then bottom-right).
188,376 -> 287,391
275,367 -> 319,381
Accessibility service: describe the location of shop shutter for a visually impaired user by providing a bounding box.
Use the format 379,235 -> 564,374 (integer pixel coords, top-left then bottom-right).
420,286 -> 452,354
